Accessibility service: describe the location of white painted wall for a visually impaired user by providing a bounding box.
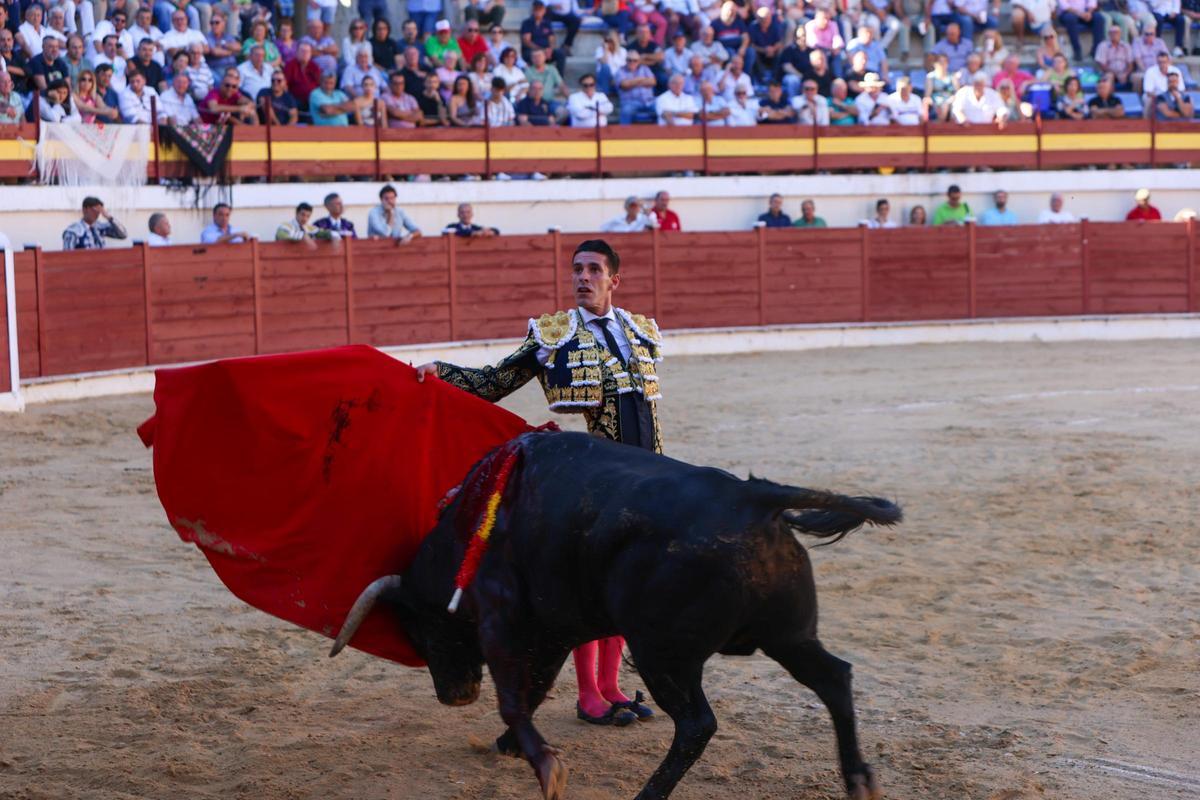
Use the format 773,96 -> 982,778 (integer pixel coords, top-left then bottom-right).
1,170 -> 1197,251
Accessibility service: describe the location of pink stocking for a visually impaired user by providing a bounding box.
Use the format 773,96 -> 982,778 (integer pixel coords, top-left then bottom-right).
598,636 -> 631,704
573,641 -> 609,717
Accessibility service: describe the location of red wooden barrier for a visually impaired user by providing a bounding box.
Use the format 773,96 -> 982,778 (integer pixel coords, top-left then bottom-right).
974,224 -> 1084,317
0,250 -> 10,394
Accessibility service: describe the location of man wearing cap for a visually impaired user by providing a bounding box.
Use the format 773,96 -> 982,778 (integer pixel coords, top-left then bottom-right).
62,196 -> 127,250
425,19 -> 462,63
855,72 -> 894,125
1126,189 -> 1162,221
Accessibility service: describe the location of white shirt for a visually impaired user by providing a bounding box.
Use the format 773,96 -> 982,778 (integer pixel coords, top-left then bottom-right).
791,93 -> 831,125
1142,65 -> 1181,98
951,85 -> 1008,124
600,211 -> 658,233
18,22 -> 48,58
131,23 -> 165,63
485,95 -> 516,126
158,87 -> 199,124
147,232 -> 172,246
340,62 -> 386,97
92,22 -> 135,60
1038,208 -> 1077,223
237,60 -> 272,99
890,90 -> 923,125
533,306 -> 633,367
865,217 -> 898,228
698,94 -> 727,125
161,27 -> 207,55
655,89 -> 698,125
726,97 -> 759,126
716,69 -> 753,102
855,90 -> 894,125
119,85 -> 160,123
568,90 -> 613,127
94,53 -> 128,91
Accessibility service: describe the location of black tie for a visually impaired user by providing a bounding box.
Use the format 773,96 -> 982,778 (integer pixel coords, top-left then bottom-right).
593,317 -> 650,449
593,318 -> 626,366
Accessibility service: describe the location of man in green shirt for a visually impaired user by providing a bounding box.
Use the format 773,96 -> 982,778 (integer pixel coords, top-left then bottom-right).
523,47 -> 567,109
932,184 -> 972,226
793,198 -> 827,228
424,19 -> 462,63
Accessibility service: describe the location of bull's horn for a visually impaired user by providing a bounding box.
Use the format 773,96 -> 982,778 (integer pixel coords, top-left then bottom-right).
329,575 -> 403,657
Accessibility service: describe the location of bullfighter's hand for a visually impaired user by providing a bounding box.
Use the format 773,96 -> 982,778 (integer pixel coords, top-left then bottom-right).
415,362 -> 439,382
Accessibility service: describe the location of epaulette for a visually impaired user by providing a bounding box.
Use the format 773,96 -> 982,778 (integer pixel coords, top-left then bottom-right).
615,308 -> 663,348
528,310 -> 576,349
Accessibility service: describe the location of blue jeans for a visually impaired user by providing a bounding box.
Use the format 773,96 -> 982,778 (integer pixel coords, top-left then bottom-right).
619,97 -> 655,124
357,0 -> 389,25
931,11 -> 973,39
1057,10 -> 1105,61
155,0 -> 200,31
307,2 -> 334,23
409,10 -> 439,37
1154,12 -> 1185,49
781,72 -> 802,99
596,63 -> 614,95
603,10 -> 633,35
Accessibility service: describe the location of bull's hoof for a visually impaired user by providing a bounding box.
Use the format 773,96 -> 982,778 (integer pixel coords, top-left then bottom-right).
847,765 -> 882,800
493,730 -> 522,759
535,746 -> 568,800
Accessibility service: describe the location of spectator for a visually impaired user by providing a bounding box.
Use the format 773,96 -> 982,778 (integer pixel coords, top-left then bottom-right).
628,22 -> 666,85
933,184 -> 972,225
992,54 -> 1035,96
147,212 -> 172,246
94,63 -> 121,110
954,52 -> 988,89
206,10 -> 238,75
459,20 -> 490,68
465,50 -> 494,99
301,19 -> 339,78
630,0 -> 669,45
29,34 -> 69,93
595,29 -> 627,95
757,192 -> 792,227
865,198 -> 897,228
311,193 -> 357,240
696,79 -> 731,124
978,189 -> 1017,225
663,30 -> 691,76
16,4 -> 48,59
444,202 -> 499,237
160,11 -> 205,60
616,50 -> 657,123
1057,75 -> 1088,118
1040,52 -> 1074,95
844,49 -> 872,97
711,2 -> 750,65
309,70 -> 352,125
131,37 -> 167,93
980,29 -> 1009,74
399,45 -> 431,92
716,53 -> 752,101
259,70 -> 299,124
483,75 -> 515,125
341,18 -> 372,70
285,42 -> 321,110
515,78 -> 554,124
1185,0 -> 1200,53
407,0 -> 442,37
749,6 -> 784,82
275,19 -> 299,64
350,75 -> 382,125
200,203 -> 247,244
370,19 -> 401,72
829,77 -> 859,124
690,23 -> 729,69
1038,192 -> 1078,223
381,72 -> 421,128
1142,51 -> 1182,107
681,54 -> 717,99
758,80 -> 795,123
952,74 -> 1008,124
447,73 -> 483,125
890,75 -> 924,124
846,25 -> 889,83
545,0 -> 581,54
996,79 -> 1030,120
237,45 -> 271,99
63,196 -> 127,250
1152,0 -> 1186,54
567,72 -> 613,126
807,49 -> 835,96
341,46 -> 386,98
864,0 -> 905,52
417,72 -> 449,125
242,20 -> 281,69
159,70 -> 200,124
523,47 -> 567,113
276,203 -> 329,244
119,69 -> 161,123
40,78 -> 81,121
1132,24 -> 1167,87
465,0 -> 507,28
494,45 -> 528,100
63,34 -> 93,86
925,53 -> 955,121
1125,188 -> 1162,220
662,0 -> 703,42
1095,24 -> 1134,88
0,70 -> 24,123
909,205 -> 928,226
792,77 -> 831,124
0,30 -> 30,96
600,195 -> 658,232
1155,70 -> 1194,118
1057,0 -> 1106,61
930,21 -> 971,73
656,72 -> 697,125
652,190 -> 680,230
202,67 -> 256,124
129,7 -> 163,63
367,184 -> 422,243
794,199 -> 826,228
185,43 -> 214,102
804,6 -> 844,69
488,23 -> 519,67
855,72 -> 894,125
1087,74 -> 1126,117
398,20 -> 427,59
777,27 -> 814,99
928,0 -> 970,37
1012,0 -> 1057,46
93,34 -> 128,91
520,0 -> 564,74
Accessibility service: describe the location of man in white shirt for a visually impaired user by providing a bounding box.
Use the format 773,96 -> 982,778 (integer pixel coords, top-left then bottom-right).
1141,51 -> 1182,107
237,45 -> 272,99
1037,192 -> 1078,223
485,76 -> 516,125
158,71 -> 199,125
656,73 -> 698,125
791,79 -> 831,125
716,54 -> 753,101
146,212 -> 172,246
865,198 -> 898,228
889,75 -> 924,125
130,6 -> 164,66
690,25 -> 729,67
696,81 -> 729,125
951,74 -> 1008,124
92,34 -> 128,91
160,11 -> 207,59
663,31 -> 693,76
91,8 -> 134,61
567,72 -> 613,126
726,86 -> 759,126
600,196 -> 658,232
119,69 -> 161,123
340,47 -> 386,98
855,72 -> 894,125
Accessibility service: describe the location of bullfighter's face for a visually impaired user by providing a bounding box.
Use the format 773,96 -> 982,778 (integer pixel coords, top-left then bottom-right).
573,252 -> 619,316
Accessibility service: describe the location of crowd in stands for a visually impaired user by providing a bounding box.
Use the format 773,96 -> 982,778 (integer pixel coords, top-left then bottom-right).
1,0 -> 1197,130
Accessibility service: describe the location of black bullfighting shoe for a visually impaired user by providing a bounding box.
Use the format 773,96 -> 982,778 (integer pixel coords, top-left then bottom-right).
613,691 -> 655,721
576,702 -> 637,727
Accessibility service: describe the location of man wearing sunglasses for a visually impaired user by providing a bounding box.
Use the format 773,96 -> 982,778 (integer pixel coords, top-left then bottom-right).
201,66 -> 257,124
566,72 -> 612,126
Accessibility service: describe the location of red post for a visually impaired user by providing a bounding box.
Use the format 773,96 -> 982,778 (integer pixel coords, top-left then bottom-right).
922,119 -> 930,173
1149,111 -> 1157,168
651,226 -> 662,321
859,223 -> 870,322
32,92 -> 40,143
700,99 -> 710,176
594,107 -> 603,178
343,237 -> 356,344
755,223 -> 766,325
811,114 -> 819,173
263,95 -> 274,183
251,239 -> 263,353
32,246 -> 45,376
1186,216 -> 1196,313
373,99 -> 383,181
446,233 -> 458,341
1035,112 -> 1043,171
150,96 -> 161,184
140,241 -> 152,364
483,99 -> 491,180
551,228 -> 563,310
1080,218 -> 1090,314
966,221 -> 977,318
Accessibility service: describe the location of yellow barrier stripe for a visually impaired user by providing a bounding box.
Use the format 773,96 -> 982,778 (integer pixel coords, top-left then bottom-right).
927,134 -> 1037,153
601,138 -> 704,157
1155,132 -> 1200,150
378,140 -> 487,160
1041,132 -> 1151,151
0,139 -> 31,159
818,136 -> 923,155
490,140 -> 596,160
271,140 -> 377,160
707,138 -> 813,157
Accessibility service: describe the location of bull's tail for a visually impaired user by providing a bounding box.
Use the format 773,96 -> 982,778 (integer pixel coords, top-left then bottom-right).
752,479 -> 902,546
329,575 -> 403,657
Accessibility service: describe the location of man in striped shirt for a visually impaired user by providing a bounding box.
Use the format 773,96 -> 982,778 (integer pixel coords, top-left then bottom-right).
62,196 -> 127,250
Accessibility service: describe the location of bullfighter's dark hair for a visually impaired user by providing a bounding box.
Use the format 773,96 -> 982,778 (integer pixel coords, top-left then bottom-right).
573,239 -> 620,275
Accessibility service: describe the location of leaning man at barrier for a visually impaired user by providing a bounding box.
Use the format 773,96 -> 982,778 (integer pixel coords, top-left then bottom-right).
416,238 -> 663,728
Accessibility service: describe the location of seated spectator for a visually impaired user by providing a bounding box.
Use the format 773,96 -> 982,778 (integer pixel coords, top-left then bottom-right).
488,23 -> 521,68
202,68 -> 257,124
93,34 -> 129,92
200,203 -> 248,244
159,71 -> 200,124
276,19 -> 299,64
828,77 -> 859,125
238,45 -> 273,99
341,47 -> 386,98
696,80 -> 731,124
0,69 -> 22,125
1057,75 -> 1088,118
652,190 -> 680,230
350,75 -> 382,125
259,70 -> 300,124
63,196 -> 127,250
1040,52 -> 1075,95
465,0 -> 507,28
1142,51 -> 1182,110
523,48 -> 568,114
1155,70 -> 1194,118
448,74 -> 484,126
243,20 -> 282,69
341,18 -> 372,70
794,199 -> 826,228
93,63 -> 122,112
0,31 -> 31,97
484,76 -> 515,125
804,6 -> 844,70
445,202 -> 499,237
727,84 -> 759,125
864,198 -> 897,228
662,0 -> 703,42
1102,0 -> 1144,41
301,19 -> 339,78
1038,192 -> 1077,223
1057,0 -> 1106,62
129,7 -> 162,65
595,29 -> 627,96
846,25 -> 889,83
664,30 -> 693,77
856,73 -> 894,125
600,196 -> 657,232
30,35 -> 69,92
128,37 -> 166,94
160,11 -> 205,60
315,193 -> 358,239
1151,0 -> 1187,54
367,184 -> 423,242
417,73 -> 450,125
64,35 -> 93,87
997,79 -> 1031,120
629,0 -> 669,46
185,44 -> 215,102
925,53 -> 955,121
276,202 -> 330,245
435,52 -> 463,101
954,52 -> 988,91
207,10 -> 239,76
792,78 -> 831,124
616,50 -> 657,123
978,189 -> 1017,225
398,19 -> 429,59
516,78 -> 555,124
465,50 -> 494,99
494,46 -> 528,100
758,80 -> 796,123
890,76 -> 924,124
933,184 -> 972,226
992,55 -> 1035,96
1132,24 -> 1167,89
711,1 -> 752,69
119,69 -> 161,123
808,49 -> 835,96
749,6 -> 784,83
980,29 -> 1009,74
1126,188 -> 1162,221
758,193 -> 792,227
1095,24 -> 1134,89
147,212 -> 172,246
952,74 -> 1008,124
930,22 -> 972,73
628,22 -> 667,85
521,0 -> 565,74
656,72 -> 698,125
40,78 -> 81,122
1087,75 -> 1126,118
716,53 -> 752,101
682,54 -> 717,100
844,50 -> 871,97
690,23 -> 729,69
958,0 -> 1001,38
309,71 -> 352,125
567,72 -> 613,126
371,19 -> 401,73
1012,0 -> 1056,47
382,72 -> 421,128
777,27 -> 814,99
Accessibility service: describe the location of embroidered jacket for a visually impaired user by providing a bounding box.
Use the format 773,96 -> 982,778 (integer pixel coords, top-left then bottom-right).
436,307 -> 664,453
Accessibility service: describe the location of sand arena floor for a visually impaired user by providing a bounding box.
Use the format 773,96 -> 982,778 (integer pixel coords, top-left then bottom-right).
1,339 -> 1198,800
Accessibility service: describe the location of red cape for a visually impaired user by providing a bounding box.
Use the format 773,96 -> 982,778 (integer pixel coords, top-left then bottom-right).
138,345 -> 531,666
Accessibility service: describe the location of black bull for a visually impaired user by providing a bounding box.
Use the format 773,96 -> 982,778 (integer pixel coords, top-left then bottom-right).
331,431 -> 901,800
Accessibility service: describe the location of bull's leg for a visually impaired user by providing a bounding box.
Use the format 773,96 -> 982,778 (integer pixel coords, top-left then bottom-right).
493,648 -> 569,758
625,652 -> 715,800
764,638 -> 881,800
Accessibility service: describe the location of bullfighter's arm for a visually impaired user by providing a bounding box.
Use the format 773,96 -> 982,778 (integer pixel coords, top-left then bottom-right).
434,336 -> 542,403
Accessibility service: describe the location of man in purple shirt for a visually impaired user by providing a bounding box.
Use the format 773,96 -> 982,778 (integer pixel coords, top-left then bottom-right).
616,50 -> 657,123
1056,0 -> 1106,61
